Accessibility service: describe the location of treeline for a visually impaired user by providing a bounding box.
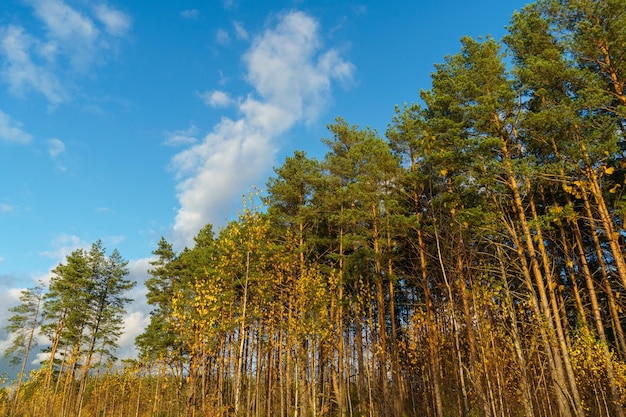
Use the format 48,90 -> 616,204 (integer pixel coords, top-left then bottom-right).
3,0 -> 626,416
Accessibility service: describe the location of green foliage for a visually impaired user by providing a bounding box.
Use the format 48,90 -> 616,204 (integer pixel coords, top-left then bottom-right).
41,241 -> 135,380
3,285 -> 43,367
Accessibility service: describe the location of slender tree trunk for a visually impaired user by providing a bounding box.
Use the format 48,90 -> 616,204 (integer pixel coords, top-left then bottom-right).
371,205 -> 389,414
234,250 -> 251,416
569,208 -> 625,417
500,144 -> 577,417
500,200 -> 573,417
386,213 -> 403,414
580,186 -> 626,357
433,218 -> 470,417
496,244 -> 535,417
579,142 -> 626,292
454,229 -> 491,417
558,225 -> 588,328
527,183 -> 583,416
417,222 -> 444,417
332,209 -> 346,416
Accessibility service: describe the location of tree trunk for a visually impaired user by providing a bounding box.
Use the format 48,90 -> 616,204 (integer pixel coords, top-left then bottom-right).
496,244 -> 535,417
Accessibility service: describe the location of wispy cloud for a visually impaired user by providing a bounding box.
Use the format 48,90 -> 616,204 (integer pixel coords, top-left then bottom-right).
39,233 -> 89,261
29,0 -> 97,39
0,109 -> 33,144
0,25 -> 66,103
216,28 -> 230,45
198,90 -> 234,108
105,235 -> 125,247
181,9 -> 199,19
94,4 -> 131,36
47,137 -> 65,157
233,21 -> 248,40
0,0 -> 131,103
216,22 -> 248,46
353,5 -> 367,16
164,125 -> 199,147
171,11 -> 354,246
0,203 -> 13,213
218,70 -> 228,86
26,0 -> 99,72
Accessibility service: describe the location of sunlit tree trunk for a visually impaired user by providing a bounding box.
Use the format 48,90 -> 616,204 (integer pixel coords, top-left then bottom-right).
496,244 -> 535,417
417,225 -> 444,417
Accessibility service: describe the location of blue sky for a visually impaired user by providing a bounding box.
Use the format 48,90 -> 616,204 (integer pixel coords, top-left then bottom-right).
0,0 -> 530,362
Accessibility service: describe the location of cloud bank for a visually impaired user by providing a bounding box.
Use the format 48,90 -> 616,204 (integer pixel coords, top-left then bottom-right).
171,11 -> 354,246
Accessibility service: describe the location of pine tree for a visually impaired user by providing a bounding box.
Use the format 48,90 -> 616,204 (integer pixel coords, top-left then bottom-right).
40,241 -> 135,415
135,237 -> 178,364
3,284 -> 44,413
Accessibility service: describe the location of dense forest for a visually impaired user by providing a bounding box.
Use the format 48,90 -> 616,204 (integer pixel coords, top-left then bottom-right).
3,0 -> 626,416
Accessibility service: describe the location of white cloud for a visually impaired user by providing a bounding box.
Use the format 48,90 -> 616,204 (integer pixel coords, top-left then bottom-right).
94,4 -> 131,36
38,233 -> 126,266
164,125 -> 199,147
38,234 -> 89,268
233,21 -> 248,40
29,0 -> 98,41
0,203 -> 13,213
117,310 -> 150,359
0,110 -> 33,144
38,41 -> 58,62
47,137 -> 65,157
26,0 -> 100,71
181,9 -> 199,19
0,25 -> 66,103
243,11 -> 355,125
198,90 -> 234,108
0,0 -> 131,103
171,11 -> 354,247
116,256 -> 152,359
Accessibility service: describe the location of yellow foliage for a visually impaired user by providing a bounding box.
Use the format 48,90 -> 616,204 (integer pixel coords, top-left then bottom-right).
564,182 -> 583,198
569,328 -> 626,405
550,204 -> 563,214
